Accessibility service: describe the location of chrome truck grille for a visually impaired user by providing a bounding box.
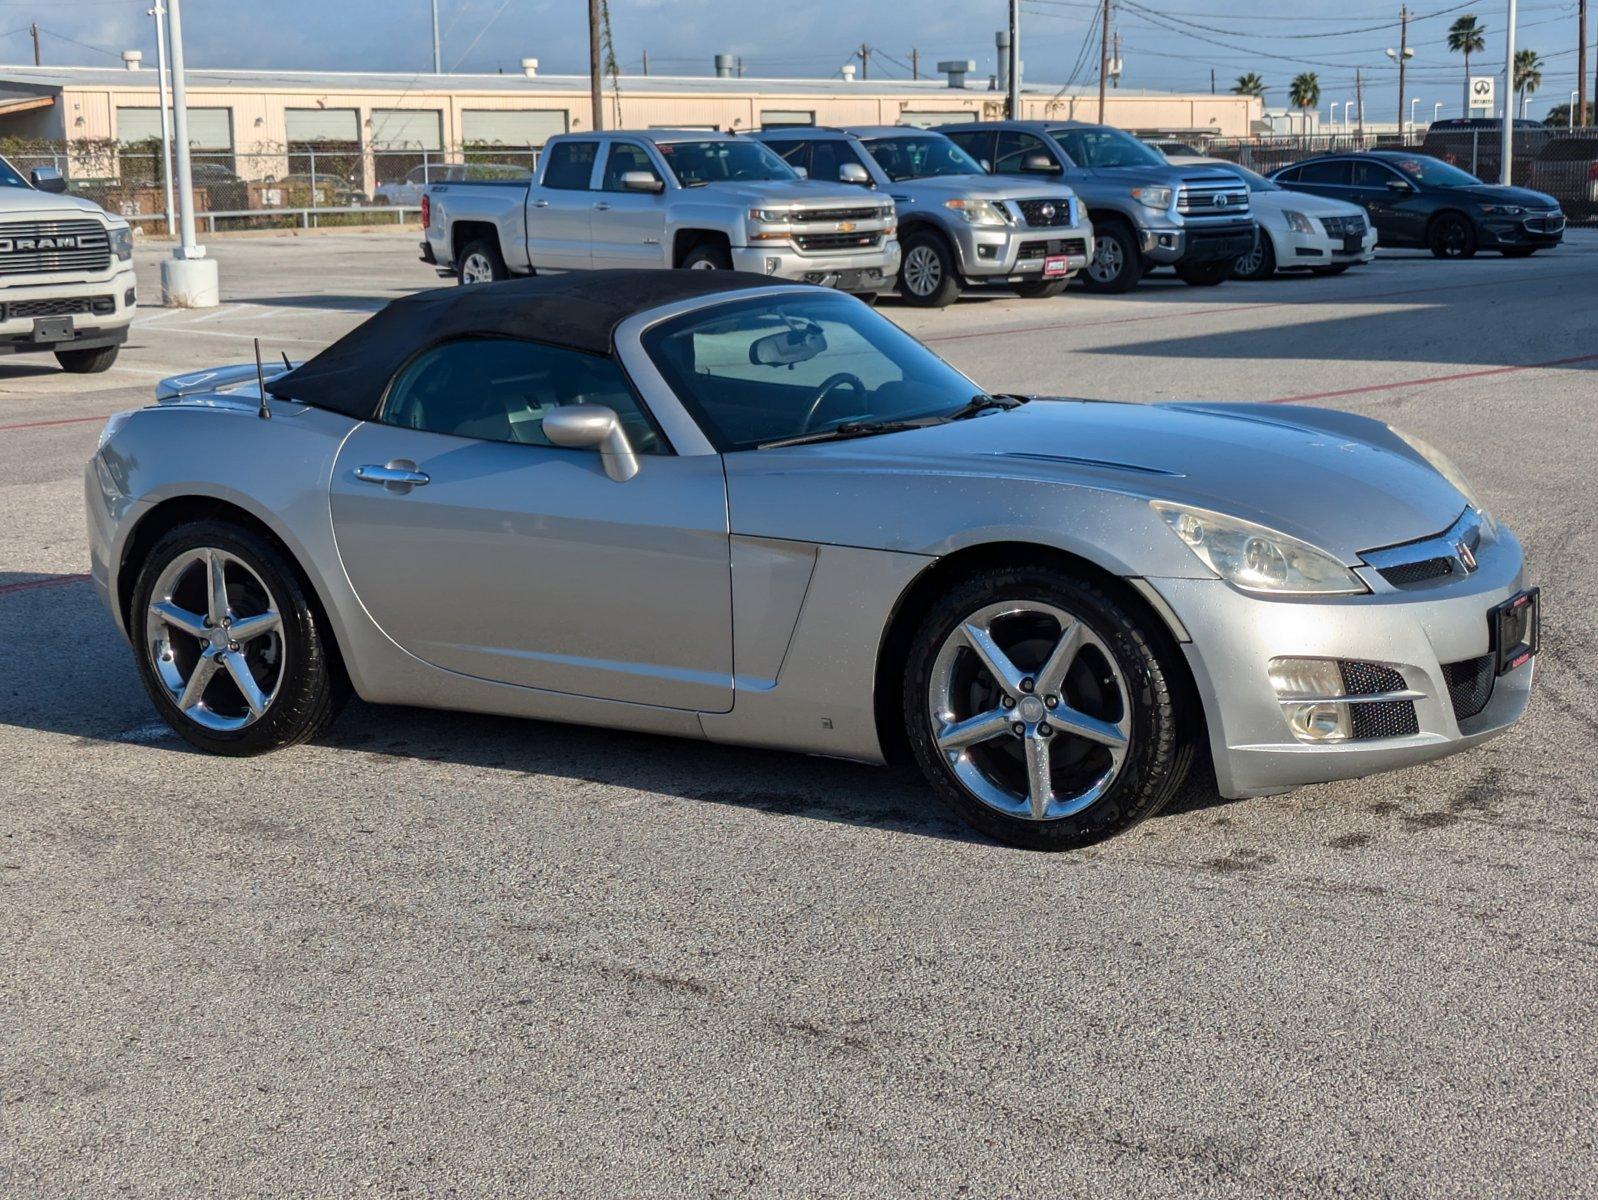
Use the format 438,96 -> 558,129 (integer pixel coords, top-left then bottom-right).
1175,181 -> 1250,217
0,219 -> 112,276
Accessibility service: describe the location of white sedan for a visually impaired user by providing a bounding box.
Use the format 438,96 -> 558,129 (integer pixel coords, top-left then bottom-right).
1168,156 -> 1378,280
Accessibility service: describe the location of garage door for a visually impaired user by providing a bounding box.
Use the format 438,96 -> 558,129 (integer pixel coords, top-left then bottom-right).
369,109 -> 443,150
117,105 -> 233,148
461,110 -> 567,148
285,108 -> 360,144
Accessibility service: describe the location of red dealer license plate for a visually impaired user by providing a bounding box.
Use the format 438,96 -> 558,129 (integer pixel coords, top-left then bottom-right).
1043,255 -> 1070,278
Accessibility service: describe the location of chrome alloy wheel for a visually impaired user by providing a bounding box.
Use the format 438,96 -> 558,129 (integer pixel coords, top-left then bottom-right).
1088,237 -> 1124,284
144,548 -> 284,732
461,251 -> 496,283
1234,239 -> 1264,277
902,244 -> 943,296
688,257 -> 720,270
927,601 -> 1131,821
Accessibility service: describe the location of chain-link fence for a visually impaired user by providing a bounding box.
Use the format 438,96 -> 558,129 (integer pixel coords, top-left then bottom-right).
1203,128 -> 1598,222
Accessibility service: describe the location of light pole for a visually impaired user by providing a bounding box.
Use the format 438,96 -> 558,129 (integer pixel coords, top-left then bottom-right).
1330,101 -> 1343,130
430,0 -> 441,73
1433,101 -> 1443,123
1007,0 -> 1021,120
1571,91 -> 1580,128
147,2 -> 175,237
1410,96 -> 1419,133
1499,0 -> 1517,185
158,0 -> 218,307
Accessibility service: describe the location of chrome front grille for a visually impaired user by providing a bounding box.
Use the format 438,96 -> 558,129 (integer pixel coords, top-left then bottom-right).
792,206 -> 884,224
793,230 -> 883,252
1176,182 -> 1249,217
1363,509 -> 1485,590
1320,214 -> 1367,237
1015,198 -> 1074,227
0,219 -> 112,276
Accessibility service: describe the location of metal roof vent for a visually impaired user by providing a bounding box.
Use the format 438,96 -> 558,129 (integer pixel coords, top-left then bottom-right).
519,58 -> 538,77
938,59 -> 975,89
714,53 -> 735,79
122,50 -> 143,71
840,63 -> 857,82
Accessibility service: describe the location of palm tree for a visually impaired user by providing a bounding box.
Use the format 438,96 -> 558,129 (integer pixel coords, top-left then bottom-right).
1288,72 -> 1321,139
1513,48 -> 1543,118
1232,73 -> 1266,100
1447,15 -> 1487,117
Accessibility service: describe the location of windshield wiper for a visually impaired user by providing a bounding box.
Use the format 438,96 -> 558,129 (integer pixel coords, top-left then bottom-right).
947,393 -> 1028,420
757,417 -> 944,450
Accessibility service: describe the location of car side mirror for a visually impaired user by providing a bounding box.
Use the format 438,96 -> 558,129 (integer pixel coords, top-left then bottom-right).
978,159 -> 993,173
1386,178 -> 1413,193
621,171 -> 664,194
792,165 -> 809,180
30,165 -> 66,194
543,404 -> 639,482
1022,153 -> 1060,174
838,162 -> 870,185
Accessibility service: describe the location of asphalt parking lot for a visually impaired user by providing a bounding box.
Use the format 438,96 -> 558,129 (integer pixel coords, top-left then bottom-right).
3,229 -> 1596,1197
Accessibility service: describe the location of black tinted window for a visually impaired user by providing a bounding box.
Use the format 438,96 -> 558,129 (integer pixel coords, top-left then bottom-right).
761,139 -> 808,167
995,131 -> 1054,174
1351,161 -> 1401,188
542,141 -> 597,190
601,142 -> 661,191
808,140 -> 867,183
383,338 -> 662,453
1296,159 -> 1351,185
943,129 -> 995,168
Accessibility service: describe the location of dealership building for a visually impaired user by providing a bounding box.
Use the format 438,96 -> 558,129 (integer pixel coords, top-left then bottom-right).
0,61 -> 1259,201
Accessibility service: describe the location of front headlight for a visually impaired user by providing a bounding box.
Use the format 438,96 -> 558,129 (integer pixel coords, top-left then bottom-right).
1284,210 -> 1316,234
1387,426 -> 1497,535
109,223 -> 133,261
1478,204 -> 1523,216
1152,501 -> 1367,596
748,207 -> 796,223
1132,186 -> 1172,212
944,198 -> 1011,226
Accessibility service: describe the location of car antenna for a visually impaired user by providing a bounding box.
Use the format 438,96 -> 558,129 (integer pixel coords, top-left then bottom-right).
253,337 -> 271,421
280,350 -> 291,371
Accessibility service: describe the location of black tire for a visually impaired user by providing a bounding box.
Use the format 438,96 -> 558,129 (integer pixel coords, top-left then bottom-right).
682,241 -> 734,270
1500,246 -> 1538,258
897,228 -> 962,308
54,344 -> 120,373
130,519 -> 347,756
1428,212 -> 1477,259
1080,220 -> 1144,294
1232,232 -> 1277,281
1311,264 -> 1352,275
1011,278 -> 1069,299
903,565 -> 1196,851
456,238 -> 509,285
1175,259 -> 1232,287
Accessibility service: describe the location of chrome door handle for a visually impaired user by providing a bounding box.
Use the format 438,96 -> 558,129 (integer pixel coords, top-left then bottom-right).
355,464 -> 430,486
593,201 -> 611,210
531,198 -> 550,208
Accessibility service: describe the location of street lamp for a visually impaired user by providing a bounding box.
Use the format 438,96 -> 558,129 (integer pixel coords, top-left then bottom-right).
1572,91 -> 1580,130
1410,96 -> 1419,134
1330,101 -> 1343,130
1346,98 -> 1356,131
1433,101 -> 1443,123
158,0 -> 219,307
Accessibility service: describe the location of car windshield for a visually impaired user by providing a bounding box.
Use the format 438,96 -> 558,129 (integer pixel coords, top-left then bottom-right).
863,135 -> 982,181
1388,155 -> 1481,187
0,156 -> 29,189
656,140 -> 797,186
1218,163 -> 1276,192
642,292 -> 991,451
1048,126 -> 1167,169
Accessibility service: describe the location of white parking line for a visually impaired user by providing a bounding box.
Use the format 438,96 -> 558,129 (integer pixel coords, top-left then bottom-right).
188,303 -> 253,324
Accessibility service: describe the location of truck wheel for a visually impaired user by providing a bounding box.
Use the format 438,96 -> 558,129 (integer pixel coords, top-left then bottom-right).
897,230 -> 962,308
1080,221 -> 1143,294
1176,259 -> 1231,287
457,239 -> 508,285
682,242 -> 733,270
1011,279 -> 1069,299
55,344 -> 120,374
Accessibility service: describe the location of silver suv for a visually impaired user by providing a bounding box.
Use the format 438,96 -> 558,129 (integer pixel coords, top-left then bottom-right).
751,126 -> 1092,307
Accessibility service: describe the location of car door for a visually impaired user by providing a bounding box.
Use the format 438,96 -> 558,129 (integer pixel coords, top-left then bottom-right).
1349,160 -> 1424,245
994,130 -> 1058,178
526,140 -> 599,271
588,141 -> 670,268
1283,157 -> 1351,201
328,335 -> 734,712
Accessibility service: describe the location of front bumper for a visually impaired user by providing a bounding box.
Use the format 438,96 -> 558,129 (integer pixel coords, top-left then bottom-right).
731,239 -> 902,293
1141,219 -> 1257,266
1149,526 -> 1534,799
1477,211 -> 1565,249
949,223 -> 1093,281
0,265 -> 137,355
1277,224 -> 1378,267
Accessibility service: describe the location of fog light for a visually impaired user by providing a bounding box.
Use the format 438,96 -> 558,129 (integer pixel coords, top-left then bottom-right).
764,257 -> 781,274
1270,657 -> 1351,743
977,244 -> 999,259
1285,702 -> 1352,743
1158,233 -> 1176,249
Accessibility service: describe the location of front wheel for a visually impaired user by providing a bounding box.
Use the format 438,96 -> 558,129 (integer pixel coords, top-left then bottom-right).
55,344 -> 120,373
1176,259 -> 1231,287
682,242 -> 733,270
897,230 -> 962,308
1011,278 -> 1069,299
131,520 -> 347,755
1232,232 -> 1277,281
1428,213 -> 1477,259
904,567 -> 1195,850
456,238 -> 508,284
1080,221 -> 1144,293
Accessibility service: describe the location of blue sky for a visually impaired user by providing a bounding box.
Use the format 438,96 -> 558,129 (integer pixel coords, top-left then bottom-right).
15,0 -> 1591,119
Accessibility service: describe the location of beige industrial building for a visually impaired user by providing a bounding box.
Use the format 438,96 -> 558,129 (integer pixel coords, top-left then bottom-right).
0,62 -> 1259,202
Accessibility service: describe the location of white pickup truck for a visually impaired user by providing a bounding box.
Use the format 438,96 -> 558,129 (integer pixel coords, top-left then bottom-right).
0,157 -> 136,373
420,130 -> 901,298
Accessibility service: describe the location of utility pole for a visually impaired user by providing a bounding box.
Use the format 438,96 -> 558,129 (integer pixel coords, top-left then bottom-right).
1097,0 -> 1110,122
148,2 -> 176,237
1578,0 -> 1587,125
737,55 -> 744,78
1356,67 -> 1365,138
911,48 -> 919,80
587,0 -> 603,130
642,48 -> 649,77
1211,67 -> 1216,94
30,22 -> 40,65
1500,0 -> 1517,184
1396,6 -> 1409,131
430,0 -> 441,72
1007,0 -> 1021,119
858,44 -> 870,81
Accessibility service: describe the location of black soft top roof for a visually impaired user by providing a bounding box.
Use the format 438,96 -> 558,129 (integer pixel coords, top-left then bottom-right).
266,269 -> 777,420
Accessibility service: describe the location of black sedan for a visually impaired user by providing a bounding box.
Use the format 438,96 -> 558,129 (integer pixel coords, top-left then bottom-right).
1269,151 -> 1564,259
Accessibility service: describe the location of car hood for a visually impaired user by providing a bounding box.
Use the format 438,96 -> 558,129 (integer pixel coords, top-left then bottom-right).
890,174 -> 1076,203
1253,189 -> 1365,218
711,179 -> 878,208
0,186 -> 113,220
1087,165 -> 1241,189
1448,183 -> 1560,209
798,400 -> 1468,563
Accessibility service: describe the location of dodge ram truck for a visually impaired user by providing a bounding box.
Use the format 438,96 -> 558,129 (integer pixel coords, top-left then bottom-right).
0,158 -> 136,373
421,130 -> 900,298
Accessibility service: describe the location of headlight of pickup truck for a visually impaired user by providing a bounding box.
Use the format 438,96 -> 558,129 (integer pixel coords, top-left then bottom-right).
1132,186 -> 1173,212
944,198 -> 1011,227
1152,501 -> 1367,595
109,223 -> 134,261
747,207 -> 797,242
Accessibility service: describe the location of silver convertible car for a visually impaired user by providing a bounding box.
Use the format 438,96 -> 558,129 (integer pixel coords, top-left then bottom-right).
86,272 -> 1538,849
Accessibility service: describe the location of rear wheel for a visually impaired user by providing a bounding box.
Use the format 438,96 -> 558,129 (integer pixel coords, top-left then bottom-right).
904,566 -> 1195,850
131,520 -> 347,755
1232,232 -> 1277,280
897,230 -> 962,307
456,238 -> 508,285
54,344 -> 120,373
1080,221 -> 1143,293
682,241 -> 734,270
1176,259 -> 1231,287
1428,213 -> 1477,259
1011,278 -> 1069,299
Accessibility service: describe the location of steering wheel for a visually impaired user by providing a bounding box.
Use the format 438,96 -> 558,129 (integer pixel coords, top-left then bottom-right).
798,372 -> 869,433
